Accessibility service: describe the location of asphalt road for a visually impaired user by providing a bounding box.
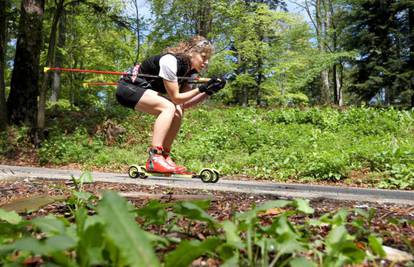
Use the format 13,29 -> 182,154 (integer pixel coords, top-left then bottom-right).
1,164 -> 413,205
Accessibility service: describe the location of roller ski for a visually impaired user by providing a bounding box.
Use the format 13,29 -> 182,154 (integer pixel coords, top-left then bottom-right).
128,146 -> 220,183
128,165 -> 220,183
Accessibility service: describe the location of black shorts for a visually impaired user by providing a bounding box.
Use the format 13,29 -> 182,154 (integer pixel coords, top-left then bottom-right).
115,79 -> 150,109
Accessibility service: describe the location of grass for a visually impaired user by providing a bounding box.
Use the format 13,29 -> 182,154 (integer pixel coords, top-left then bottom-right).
1,103 -> 413,189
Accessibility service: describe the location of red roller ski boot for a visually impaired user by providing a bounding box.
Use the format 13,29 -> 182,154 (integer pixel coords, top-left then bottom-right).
146,146 -> 183,174
128,146 -> 220,182
163,148 -> 187,174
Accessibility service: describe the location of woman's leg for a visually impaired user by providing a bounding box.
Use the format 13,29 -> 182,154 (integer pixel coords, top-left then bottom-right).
161,105 -> 186,171
134,89 -> 182,173
134,90 -> 177,147
163,105 -> 183,149
134,90 -> 187,173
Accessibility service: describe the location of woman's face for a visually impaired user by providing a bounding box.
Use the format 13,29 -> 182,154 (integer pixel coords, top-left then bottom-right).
190,52 -> 209,72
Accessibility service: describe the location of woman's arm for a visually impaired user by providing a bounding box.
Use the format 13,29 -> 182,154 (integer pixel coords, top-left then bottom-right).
177,82 -> 209,109
181,93 -> 209,109
164,80 -> 203,105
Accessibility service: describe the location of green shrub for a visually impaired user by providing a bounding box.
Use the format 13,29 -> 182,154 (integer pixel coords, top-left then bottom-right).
39,128 -> 105,165
23,105 -> 414,189
0,126 -> 31,154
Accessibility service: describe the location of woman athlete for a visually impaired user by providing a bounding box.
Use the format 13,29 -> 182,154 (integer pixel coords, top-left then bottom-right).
116,35 -> 226,173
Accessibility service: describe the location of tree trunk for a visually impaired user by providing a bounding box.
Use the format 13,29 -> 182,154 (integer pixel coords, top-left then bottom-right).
329,0 -> 340,105
242,87 -> 248,106
333,63 -> 337,104
320,70 -> 330,104
255,19 -> 264,106
132,0 -> 140,64
0,0 -> 8,130
69,58 -> 78,106
316,0 -> 330,104
336,63 -> 343,106
409,7 -> 414,108
256,71 -> 263,106
37,0 -> 64,142
255,48 -> 263,106
194,0 -> 212,36
333,63 -> 343,106
50,10 -> 66,102
411,92 -> 414,108
7,0 -> 45,126
384,88 -> 390,106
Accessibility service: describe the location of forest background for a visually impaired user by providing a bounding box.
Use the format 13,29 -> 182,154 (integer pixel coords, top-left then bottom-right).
0,0 -> 413,189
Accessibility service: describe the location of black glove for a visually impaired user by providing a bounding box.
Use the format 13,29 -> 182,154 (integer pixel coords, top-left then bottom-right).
199,77 -> 226,95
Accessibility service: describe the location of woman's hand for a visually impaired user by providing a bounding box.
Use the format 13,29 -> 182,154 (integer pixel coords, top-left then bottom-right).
198,77 -> 226,95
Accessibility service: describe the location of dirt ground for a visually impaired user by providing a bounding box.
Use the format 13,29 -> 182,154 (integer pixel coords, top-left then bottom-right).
1,177 -> 413,256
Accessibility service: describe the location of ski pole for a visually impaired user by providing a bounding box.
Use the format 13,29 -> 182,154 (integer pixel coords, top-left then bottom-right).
82,82 -> 118,87
44,67 -> 211,83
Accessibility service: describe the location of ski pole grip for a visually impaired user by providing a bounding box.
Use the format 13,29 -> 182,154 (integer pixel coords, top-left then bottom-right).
197,78 -> 211,83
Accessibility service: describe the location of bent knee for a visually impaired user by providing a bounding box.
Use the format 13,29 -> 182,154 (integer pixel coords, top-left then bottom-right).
157,101 -> 176,114
174,105 -> 184,119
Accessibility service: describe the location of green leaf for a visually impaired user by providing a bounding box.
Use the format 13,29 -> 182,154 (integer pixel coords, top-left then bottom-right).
79,171 -> 93,183
6,235 -> 75,256
137,200 -> 169,225
255,200 -> 291,211
97,191 -> 160,267
331,209 -> 349,226
32,215 -> 66,236
74,207 -> 88,234
45,235 -> 77,251
83,214 -> 105,230
50,251 -> 78,267
325,225 -> 366,264
368,235 -> 386,258
73,191 -> 93,201
337,241 -> 366,263
164,237 -> 222,267
0,209 -> 22,224
144,231 -> 170,247
173,201 -> 217,225
217,243 -> 239,262
12,237 -> 51,254
275,232 -> 304,255
0,221 -> 25,243
222,221 -> 243,249
220,255 -> 239,267
77,223 -> 106,266
290,257 -> 317,267
271,214 -> 297,236
236,200 -> 291,222
326,225 -> 348,245
293,199 -> 314,214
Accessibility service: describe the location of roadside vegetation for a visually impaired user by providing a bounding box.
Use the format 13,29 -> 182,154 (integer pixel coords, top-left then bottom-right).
1,103 -> 413,190
1,1 -> 414,265
0,174 -> 413,266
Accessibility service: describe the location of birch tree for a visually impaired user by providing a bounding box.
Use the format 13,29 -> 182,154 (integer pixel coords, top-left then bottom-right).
294,0 -> 344,105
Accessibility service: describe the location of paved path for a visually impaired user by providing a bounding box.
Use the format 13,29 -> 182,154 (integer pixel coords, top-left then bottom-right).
1,164 -> 413,205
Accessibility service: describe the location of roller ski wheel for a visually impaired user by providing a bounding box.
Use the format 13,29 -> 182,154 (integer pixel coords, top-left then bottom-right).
196,168 -> 220,183
128,164 -> 148,179
211,169 -> 220,183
